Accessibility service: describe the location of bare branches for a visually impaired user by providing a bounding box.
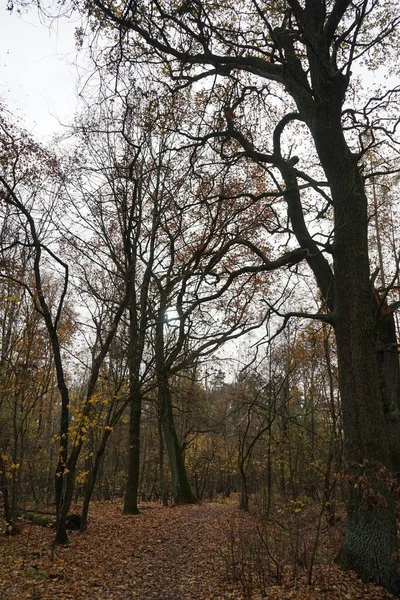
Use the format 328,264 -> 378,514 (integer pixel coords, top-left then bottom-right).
325,0 -> 353,44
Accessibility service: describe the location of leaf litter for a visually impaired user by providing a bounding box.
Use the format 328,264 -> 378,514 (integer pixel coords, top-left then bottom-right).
0,501 -> 398,599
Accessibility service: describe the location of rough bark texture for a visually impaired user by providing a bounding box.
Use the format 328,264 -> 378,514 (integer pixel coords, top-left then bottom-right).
311,114 -> 399,592
158,412 -> 169,506
0,452 -> 13,532
55,468 -> 75,545
123,298 -> 145,515
239,465 -> 249,511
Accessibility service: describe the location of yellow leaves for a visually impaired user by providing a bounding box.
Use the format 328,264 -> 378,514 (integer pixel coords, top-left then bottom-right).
289,499 -> 305,514
76,470 -> 89,484
104,425 -> 113,431
89,393 -> 101,405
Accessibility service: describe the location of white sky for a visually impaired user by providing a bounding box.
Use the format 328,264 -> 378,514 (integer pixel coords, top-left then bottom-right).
0,5 -> 396,141
0,5 -> 81,140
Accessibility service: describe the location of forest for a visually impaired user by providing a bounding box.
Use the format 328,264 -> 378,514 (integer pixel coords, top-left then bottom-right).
1,0 -> 400,598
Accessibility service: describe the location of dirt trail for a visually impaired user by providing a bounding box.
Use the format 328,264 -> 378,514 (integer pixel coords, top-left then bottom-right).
2,501 -> 399,600
1,501 -> 244,600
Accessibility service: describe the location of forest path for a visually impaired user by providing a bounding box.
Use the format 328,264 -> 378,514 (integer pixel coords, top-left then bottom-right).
2,501 -> 397,600
2,501 -> 246,600
87,501 -> 238,600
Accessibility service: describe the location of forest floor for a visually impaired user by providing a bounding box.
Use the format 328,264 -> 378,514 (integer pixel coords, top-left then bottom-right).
0,499 -> 398,600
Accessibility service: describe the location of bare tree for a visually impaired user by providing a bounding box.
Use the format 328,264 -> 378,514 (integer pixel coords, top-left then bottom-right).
67,0 -> 400,591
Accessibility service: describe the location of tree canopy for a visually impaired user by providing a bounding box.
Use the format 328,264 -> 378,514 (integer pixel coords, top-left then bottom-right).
1,0 -> 400,595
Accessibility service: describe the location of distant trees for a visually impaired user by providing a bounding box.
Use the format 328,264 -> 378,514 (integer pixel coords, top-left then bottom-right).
75,0 -> 400,591
0,107 -> 74,539
2,0 -> 400,592
0,105 -> 130,543
0,276 -> 59,531
67,78 -> 286,509
0,77 -> 328,531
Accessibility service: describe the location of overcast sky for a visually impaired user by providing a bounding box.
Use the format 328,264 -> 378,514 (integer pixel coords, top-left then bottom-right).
0,6 -> 81,140
1,5 -> 396,143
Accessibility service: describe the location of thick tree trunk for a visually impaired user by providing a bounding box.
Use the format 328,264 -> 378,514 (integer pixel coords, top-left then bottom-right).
154,305 -> 196,506
283,105 -> 400,584
0,453 -> 14,533
375,301 -> 400,480
123,383 -> 142,514
54,385 -> 70,543
54,467 -> 75,545
123,279 -> 147,515
158,377 -> 196,505
335,303 -> 398,589
281,104 -> 400,575
312,112 -> 399,592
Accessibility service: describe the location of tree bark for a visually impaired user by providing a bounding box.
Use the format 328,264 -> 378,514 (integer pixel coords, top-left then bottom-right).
154,304 -> 196,505
238,464 -> 249,511
158,411 -> 169,506
158,375 -> 197,505
374,297 -> 400,481
123,382 -> 142,514
310,106 -> 399,591
81,426 -> 114,531
123,292 -> 145,514
0,453 -> 14,533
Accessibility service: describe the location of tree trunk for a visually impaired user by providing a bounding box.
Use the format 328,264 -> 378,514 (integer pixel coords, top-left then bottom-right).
280,91 -> 400,589
123,383 -> 142,514
312,110 -> 399,592
266,425 -> 273,517
0,453 -> 14,533
375,299 -> 400,481
238,463 -> 249,511
81,427 -> 113,531
54,467 -> 75,545
158,411 -> 168,506
158,377 -> 196,505
154,304 -> 196,506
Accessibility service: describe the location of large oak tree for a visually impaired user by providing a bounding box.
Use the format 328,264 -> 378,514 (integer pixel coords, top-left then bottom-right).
72,0 -> 400,592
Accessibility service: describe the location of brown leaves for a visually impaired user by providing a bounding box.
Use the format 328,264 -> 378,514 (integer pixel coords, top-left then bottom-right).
0,501 -> 398,600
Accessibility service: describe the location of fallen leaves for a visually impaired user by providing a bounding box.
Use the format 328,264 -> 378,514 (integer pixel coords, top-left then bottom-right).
0,501 -> 398,599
